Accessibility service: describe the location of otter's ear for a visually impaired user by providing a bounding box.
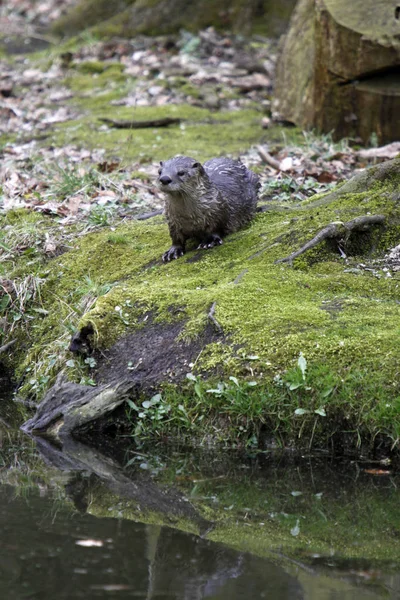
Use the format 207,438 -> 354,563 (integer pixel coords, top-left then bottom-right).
192,162 -> 204,174
159,161 -> 164,166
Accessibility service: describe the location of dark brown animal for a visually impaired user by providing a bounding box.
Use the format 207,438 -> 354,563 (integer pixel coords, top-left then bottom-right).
158,156 -> 259,262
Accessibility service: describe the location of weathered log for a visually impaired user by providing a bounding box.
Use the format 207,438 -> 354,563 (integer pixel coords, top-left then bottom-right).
21,374 -> 136,439
99,117 -> 183,129
275,0 -> 400,143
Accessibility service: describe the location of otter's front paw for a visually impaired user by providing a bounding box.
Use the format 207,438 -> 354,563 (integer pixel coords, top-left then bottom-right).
163,245 -> 185,262
198,234 -> 223,250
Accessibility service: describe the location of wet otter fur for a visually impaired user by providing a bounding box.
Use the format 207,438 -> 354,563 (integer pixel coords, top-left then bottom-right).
158,156 -> 260,262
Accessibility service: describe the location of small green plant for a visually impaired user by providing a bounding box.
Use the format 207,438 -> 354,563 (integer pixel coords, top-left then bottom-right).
302,130 -> 350,157
44,163 -> 101,200
261,176 -> 335,202
76,275 -> 114,300
275,353 -> 330,418
87,202 -> 118,226
369,132 -> 379,148
126,394 -> 172,437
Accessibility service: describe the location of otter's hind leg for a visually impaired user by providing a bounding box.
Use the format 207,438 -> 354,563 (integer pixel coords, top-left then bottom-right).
197,233 -> 223,250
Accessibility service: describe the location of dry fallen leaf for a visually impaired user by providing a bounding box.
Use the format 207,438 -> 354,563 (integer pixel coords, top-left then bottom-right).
363,469 -> 391,476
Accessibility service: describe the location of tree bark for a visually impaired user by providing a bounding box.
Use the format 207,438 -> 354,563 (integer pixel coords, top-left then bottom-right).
275,0 -> 400,143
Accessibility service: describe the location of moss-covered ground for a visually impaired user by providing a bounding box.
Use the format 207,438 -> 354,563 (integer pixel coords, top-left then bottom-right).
1,29 -> 399,454
2,162 -> 400,453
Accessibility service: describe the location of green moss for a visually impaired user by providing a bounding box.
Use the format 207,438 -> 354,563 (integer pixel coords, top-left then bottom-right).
75,60 -> 125,74
3,135 -> 400,448
6,165 -> 400,445
64,67 -> 128,94
50,97 -> 297,163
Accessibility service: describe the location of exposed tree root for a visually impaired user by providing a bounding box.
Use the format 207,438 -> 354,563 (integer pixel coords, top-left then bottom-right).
276,214 -> 386,264
256,145 -> 280,170
208,302 -> 223,334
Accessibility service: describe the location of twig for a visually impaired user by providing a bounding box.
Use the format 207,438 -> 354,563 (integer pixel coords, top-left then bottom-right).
276,214 -> 386,264
256,145 -> 280,170
208,302 -> 223,334
0,339 -> 16,355
136,209 -> 163,221
100,117 -> 183,129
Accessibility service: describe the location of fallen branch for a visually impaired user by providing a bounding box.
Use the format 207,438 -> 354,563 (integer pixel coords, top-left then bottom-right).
100,117 -> 183,129
276,215 -> 386,264
256,145 -> 280,171
136,209 -> 163,221
208,302 -> 223,334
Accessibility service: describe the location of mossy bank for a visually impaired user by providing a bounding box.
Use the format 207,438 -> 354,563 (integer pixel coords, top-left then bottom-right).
2,159 -> 400,455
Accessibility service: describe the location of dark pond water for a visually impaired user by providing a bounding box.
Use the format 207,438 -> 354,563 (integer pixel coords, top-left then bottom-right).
1,391 -> 400,599
0,484 -> 305,600
2,478 -> 398,600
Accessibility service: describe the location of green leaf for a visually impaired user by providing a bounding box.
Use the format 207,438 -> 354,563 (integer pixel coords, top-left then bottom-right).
194,382 -> 202,398
186,373 -> 197,381
291,491 -> 303,497
150,393 -> 161,405
314,407 -> 327,417
126,399 -> 138,411
66,359 -> 75,367
290,519 -> 300,537
297,353 -> 307,379
294,408 -> 310,416
229,376 -> 239,386
321,387 -> 334,398
289,382 -> 302,390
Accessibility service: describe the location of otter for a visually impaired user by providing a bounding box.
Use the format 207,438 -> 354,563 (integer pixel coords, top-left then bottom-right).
158,156 -> 260,262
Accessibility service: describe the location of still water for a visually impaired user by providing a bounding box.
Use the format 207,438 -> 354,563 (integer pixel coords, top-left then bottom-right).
0,484 -> 305,599
0,436 -> 400,600
0,398 -> 399,599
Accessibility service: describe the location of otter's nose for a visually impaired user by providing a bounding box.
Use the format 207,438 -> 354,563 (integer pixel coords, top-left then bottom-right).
159,175 -> 172,186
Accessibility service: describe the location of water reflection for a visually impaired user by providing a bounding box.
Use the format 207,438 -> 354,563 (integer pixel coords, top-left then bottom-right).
0,415 -> 399,599
0,484 -> 302,599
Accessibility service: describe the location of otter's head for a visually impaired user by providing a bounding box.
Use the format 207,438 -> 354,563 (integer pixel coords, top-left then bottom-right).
158,156 -> 206,195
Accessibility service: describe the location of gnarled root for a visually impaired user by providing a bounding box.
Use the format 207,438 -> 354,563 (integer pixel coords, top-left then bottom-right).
276,215 -> 386,264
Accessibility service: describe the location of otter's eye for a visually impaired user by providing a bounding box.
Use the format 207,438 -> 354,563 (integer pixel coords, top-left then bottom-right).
158,169 -> 162,175
177,170 -> 185,177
